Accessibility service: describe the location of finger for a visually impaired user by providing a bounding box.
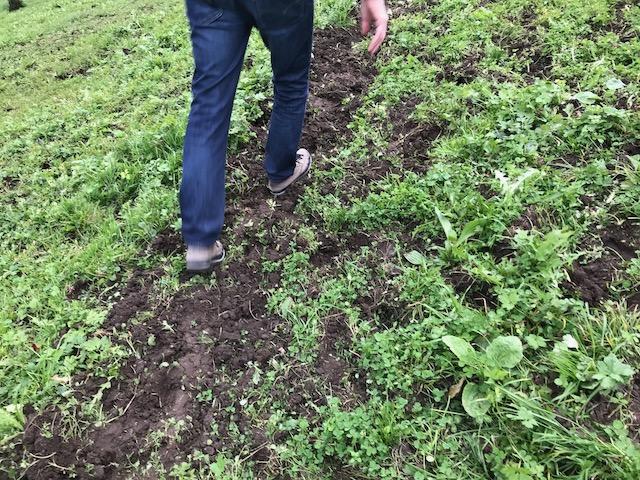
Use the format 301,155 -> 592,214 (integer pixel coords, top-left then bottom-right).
361,6 -> 371,35
368,22 -> 388,54
361,18 -> 371,35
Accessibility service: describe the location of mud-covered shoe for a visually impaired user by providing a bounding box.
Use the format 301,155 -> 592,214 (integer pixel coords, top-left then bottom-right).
268,148 -> 312,196
186,241 -> 225,272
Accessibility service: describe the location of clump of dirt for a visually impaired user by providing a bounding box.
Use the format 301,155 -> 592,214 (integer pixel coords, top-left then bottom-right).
491,240 -> 515,261
527,50 -> 553,78
359,294 -> 406,331
309,232 -> 372,269
565,222 -> 640,306
447,270 -> 497,311
66,264 -> 159,315
490,8 -> 553,80
509,205 -> 544,234
568,260 -> 620,306
437,51 -> 484,85
309,234 -> 347,268
615,95 -> 639,112
588,393 -> 621,426
2,174 -> 19,189
387,96 -> 444,174
354,241 -> 410,329
318,315 -> 350,375
477,182 -> 500,200
67,229 -> 178,302
623,141 -> 639,157
148,228 -> 183,256
628,291 -> 640,311
487,206 -> 544,261
65,277 -> 92,300
390,1 -> 434,18
586,374 -> 640,440
314,314 -> 367,406
106,268 -> 163,326
55,66 -> 89,80
327,93 -> 445,201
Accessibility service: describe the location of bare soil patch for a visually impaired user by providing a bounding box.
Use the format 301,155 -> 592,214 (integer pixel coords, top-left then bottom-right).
436,51 -> 484,85
387,96 -> 443,174
565,221 -> 640,307
303,27 -> 377,153
446,270 -> 497,311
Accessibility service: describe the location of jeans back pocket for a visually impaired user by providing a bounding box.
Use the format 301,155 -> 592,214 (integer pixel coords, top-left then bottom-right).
186,0 -> 224,27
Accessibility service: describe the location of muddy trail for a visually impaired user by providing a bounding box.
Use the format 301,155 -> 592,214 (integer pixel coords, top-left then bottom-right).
17,26 -> 378,480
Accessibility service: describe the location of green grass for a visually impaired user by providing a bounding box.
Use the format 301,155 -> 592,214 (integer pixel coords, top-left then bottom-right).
2,0 -> 640,478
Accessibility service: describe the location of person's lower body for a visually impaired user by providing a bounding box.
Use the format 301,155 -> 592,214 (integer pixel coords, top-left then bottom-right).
180,0 -> 314,270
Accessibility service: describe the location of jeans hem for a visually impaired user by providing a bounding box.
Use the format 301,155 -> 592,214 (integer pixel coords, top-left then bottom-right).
183,237 -> 220,248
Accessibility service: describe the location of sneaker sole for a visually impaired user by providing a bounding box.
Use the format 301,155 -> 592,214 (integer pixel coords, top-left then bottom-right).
186,249 -> 226,273
269,157 -> 312,197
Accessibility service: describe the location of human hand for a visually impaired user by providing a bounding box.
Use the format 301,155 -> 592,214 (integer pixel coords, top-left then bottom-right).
361,0 -> 388,55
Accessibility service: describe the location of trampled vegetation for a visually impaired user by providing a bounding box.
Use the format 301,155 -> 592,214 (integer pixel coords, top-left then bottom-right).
1,0 -> 640,478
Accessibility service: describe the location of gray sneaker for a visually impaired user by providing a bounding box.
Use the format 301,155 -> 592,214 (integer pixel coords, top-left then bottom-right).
186,241 -> 225,272
268,148 -> 312,196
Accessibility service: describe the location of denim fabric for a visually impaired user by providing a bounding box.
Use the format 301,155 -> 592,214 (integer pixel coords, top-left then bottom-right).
181,0 -> 313,246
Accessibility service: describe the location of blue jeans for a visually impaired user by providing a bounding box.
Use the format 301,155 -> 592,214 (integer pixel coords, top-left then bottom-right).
180,0 -> 314,247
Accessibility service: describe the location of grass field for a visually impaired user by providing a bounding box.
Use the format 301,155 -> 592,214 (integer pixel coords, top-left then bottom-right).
1,0 -> 640,478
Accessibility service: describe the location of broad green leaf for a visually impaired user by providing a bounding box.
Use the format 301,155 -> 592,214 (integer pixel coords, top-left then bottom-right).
525,334 -> 547,350
573,91 -> 600,105
279,297 -> 295,320
593,353 -> 635,390
211,454 -> 228,476
461,382 -> 491,419
497,288 -> 520,311
458,218 -> 485,244
404,250 -> 426,265
494,168 -> 539,196
485,336 -> 523,368
508,406 -> 539,429
435,207 -> 457,243
606,78 -> 625,91
510,168 -> 539,195
443,335 -> 475,363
